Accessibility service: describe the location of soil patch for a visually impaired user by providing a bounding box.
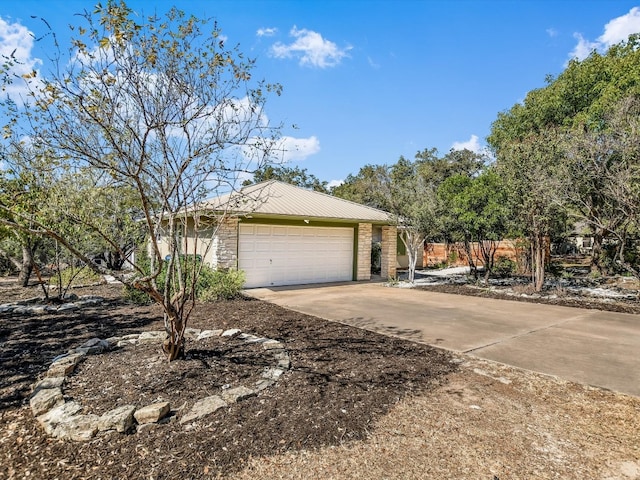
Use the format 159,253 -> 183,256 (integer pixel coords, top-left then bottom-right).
2,279 -> 639,479
64,336 -> 271,418
0,283 -> 455,479
416,281 -> 640,314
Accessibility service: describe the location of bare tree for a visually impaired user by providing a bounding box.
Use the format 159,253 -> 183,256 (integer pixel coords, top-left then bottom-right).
564,96 -> 640,278
0,2 -> 282,360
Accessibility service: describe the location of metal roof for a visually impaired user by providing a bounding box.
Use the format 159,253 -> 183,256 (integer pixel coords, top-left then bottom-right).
204,180 -> 392,223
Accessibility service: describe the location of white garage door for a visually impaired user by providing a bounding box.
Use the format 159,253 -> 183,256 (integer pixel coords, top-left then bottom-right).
239,224 -> 354,288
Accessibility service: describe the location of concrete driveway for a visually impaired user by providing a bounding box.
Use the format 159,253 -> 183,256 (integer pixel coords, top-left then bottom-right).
246,281 -> 640,397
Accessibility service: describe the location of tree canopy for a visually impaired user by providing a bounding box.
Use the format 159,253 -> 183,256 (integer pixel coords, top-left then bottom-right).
0,1 -> 283,360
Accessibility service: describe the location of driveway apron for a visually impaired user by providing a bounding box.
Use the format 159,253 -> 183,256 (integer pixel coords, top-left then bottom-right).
246,282 -> 640,397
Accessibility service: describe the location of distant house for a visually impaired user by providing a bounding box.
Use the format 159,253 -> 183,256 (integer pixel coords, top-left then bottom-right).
156,180 -> 398,288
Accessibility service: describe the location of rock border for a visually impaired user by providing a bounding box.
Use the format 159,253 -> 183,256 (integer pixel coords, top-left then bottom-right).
30,328 -> 291,441
0,295 -> 104,315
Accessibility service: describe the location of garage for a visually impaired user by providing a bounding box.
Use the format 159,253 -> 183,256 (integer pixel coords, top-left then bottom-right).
239,223 -> 354,288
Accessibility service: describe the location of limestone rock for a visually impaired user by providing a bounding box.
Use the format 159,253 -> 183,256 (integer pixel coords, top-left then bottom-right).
56,303 -> 79,312
277,357 -> 291,369
196,329 -> 223,340
59,414 -> 100,441
32,376 -> 65,394
80,338 -> 110,352
221,328 -> 241,337
37,401 -> 83,436
121,334 -> 142,340
180,396 -> 227,424
239,333 -> 266,343
254,379 -> 275,391
262,367 -> 284,380
98,405 -> 136,433
221,386 -> 256,404
184,328 -> 202,340
138,331 -> 166,344
30,387 -> 64,416
105,336 -> 122,347
262,340 -> 284,350
134,401 -> 170,425
47,352 -> 84,377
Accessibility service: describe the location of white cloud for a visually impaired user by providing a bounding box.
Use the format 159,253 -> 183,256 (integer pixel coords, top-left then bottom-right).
327,179 -> 343,188
271,26 -> 351,68
257,27 -> 277,37
451,134 -> 483,154
570,33 -> 599,61
0,16 -> 42,102
271,135 -> 320,162
546,28 -> 558,38
570,7 -> 640,61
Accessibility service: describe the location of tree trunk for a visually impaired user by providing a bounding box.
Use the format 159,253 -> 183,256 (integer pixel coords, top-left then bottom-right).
162,306 -> 186,362
400,230 -> 424,283
17,244 -> 34,287
532,233 -> 546,292
463,238 -> 478,280
590,231 -> 605,275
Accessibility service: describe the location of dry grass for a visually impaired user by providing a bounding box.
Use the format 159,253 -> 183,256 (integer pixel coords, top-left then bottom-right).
230,357 -> 640,480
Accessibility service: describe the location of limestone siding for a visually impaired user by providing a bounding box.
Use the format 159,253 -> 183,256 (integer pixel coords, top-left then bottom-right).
381,226 -> 397,279
211,217 -> 238,269
356,223 -> 372,281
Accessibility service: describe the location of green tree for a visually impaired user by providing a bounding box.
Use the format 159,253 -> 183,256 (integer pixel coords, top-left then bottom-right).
489,34 -> 640,274
438,170 -> 511,283
331,164 -> 389,209
493,129 -> 568,291
564,96 -> 640,277
0,143 -> 53,287
0,2 -> 282,360
243,165 -> 329,193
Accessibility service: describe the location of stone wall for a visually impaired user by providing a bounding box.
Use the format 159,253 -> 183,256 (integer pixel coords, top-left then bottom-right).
381,226 -> 397,279
212,217 -> 239,269
356,223 -> 372,281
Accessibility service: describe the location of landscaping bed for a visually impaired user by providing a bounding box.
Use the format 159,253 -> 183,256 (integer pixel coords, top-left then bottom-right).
1,280 -> 639,479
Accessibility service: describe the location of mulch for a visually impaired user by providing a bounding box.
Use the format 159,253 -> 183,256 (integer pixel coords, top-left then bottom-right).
416,282 -> 640,315
0,283 -> 456,479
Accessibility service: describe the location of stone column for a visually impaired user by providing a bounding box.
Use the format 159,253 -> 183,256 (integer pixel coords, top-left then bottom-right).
381,225 -> 397,279
216,217 -> 239,269
356,223 -> 372,281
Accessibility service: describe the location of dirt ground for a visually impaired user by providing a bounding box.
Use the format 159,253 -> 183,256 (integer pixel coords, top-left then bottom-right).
1,279 -> 639,479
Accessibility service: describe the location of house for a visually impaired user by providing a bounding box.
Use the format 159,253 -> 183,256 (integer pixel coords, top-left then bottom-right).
158,180 -> 398,288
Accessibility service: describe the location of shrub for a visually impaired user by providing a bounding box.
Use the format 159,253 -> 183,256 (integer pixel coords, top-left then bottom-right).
53,266 -> 103,288
123,284 -> 153,305
493,256 -> 516,278
200,269 -> 246,301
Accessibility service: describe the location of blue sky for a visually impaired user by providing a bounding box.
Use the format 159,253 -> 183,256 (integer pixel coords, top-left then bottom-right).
2,1 -> 640,186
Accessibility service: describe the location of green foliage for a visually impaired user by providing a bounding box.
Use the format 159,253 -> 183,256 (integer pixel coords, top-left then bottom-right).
331,164 -> 389,209
123,283 -> 153,305
125,255 -> 245,303
53,266 -> 103,288
493,256 -> 516,278
244,165 -> 329,193
199,269 -> 246,301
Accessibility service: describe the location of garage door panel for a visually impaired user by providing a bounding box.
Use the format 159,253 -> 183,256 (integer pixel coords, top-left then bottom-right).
239,224 -> 354,288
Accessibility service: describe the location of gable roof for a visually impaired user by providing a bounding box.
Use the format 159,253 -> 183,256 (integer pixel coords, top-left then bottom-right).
204,180 -> 392,223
